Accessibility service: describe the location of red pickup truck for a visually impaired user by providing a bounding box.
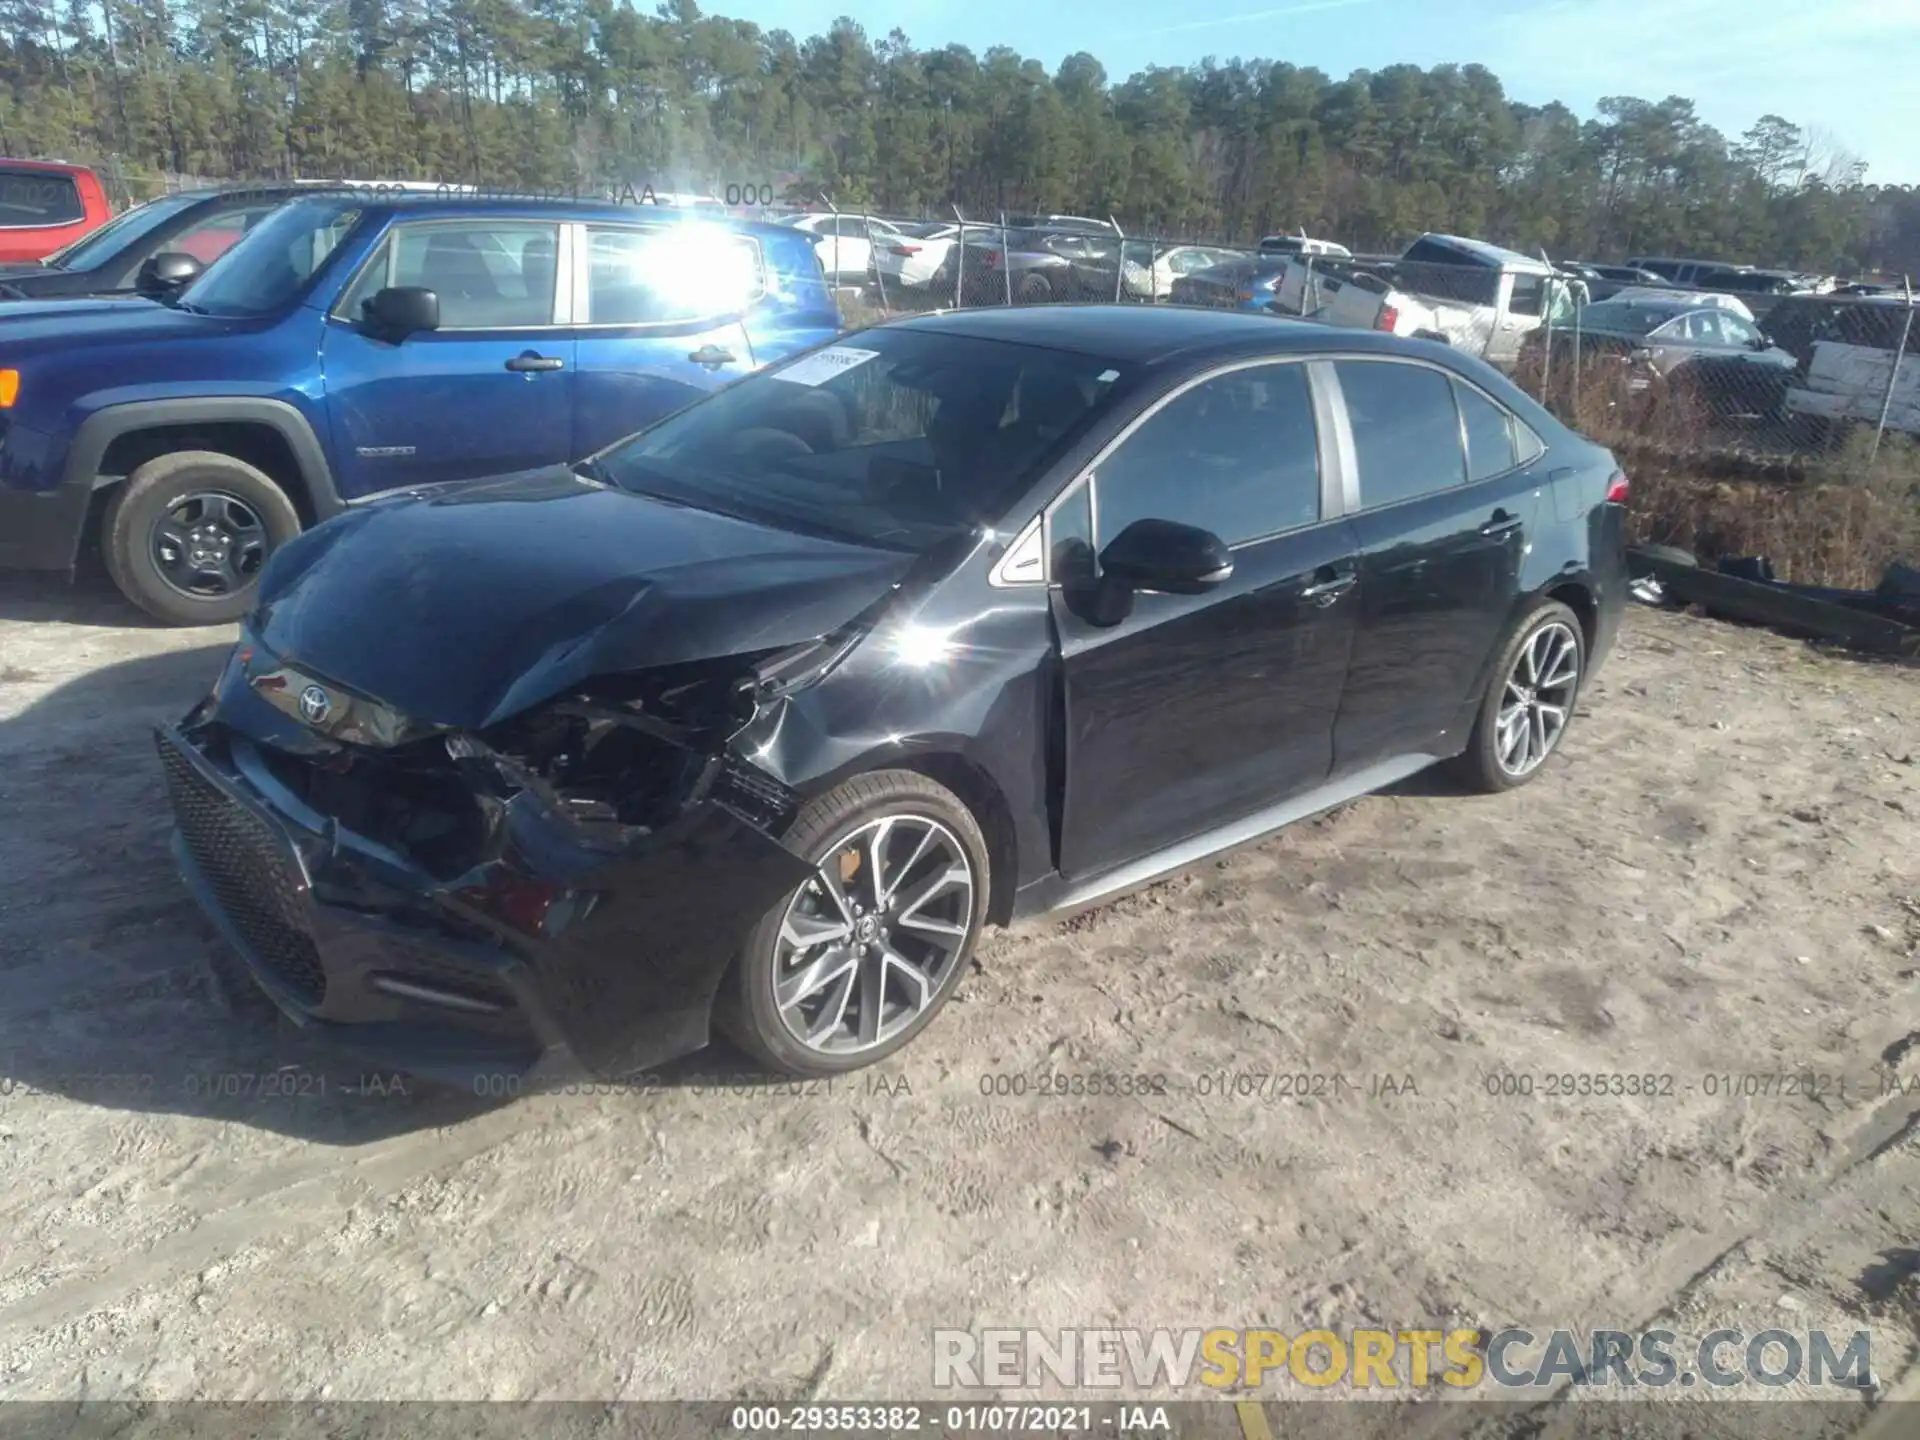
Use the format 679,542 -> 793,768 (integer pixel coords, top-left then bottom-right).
0,159 -> 111,262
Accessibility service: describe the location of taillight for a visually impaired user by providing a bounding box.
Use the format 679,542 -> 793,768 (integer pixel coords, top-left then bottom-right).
1605,471 -> 1630,505
1375,304 -> 1399,332
983,251 -> 1001,267
887,244 -> 921,256
1234,289 -> 1254,302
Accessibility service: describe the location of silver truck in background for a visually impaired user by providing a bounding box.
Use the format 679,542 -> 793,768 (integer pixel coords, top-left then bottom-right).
1268,232 -> 1586,369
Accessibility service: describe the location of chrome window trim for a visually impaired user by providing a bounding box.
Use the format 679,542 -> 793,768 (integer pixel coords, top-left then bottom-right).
991,347 -> 1547,585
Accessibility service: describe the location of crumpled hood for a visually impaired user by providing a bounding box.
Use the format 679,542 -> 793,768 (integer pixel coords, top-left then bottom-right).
0,294 -> 225,346
252,467 -> 916,731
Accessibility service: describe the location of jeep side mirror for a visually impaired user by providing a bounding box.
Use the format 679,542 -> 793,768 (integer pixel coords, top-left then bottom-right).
362,285 -> 440,340
138,251 -> 204,294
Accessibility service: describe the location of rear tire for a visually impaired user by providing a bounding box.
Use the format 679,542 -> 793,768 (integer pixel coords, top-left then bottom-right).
103,450 -> 302,626
717,770 -> 991,1077
1449,601 -> 1586,794
1016,272 -> 1052,305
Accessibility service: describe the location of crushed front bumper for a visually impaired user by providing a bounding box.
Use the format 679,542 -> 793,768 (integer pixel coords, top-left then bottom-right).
154,722 -> 812,1085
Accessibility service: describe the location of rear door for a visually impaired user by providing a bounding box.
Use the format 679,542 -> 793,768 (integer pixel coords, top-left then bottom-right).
1052,360 -> 1361,879
1328,358 -> 1542,773
320,217 -> 574,498
569,220 -> 761,455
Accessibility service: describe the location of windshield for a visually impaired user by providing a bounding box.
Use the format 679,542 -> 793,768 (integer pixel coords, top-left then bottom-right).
595,329 -> 1134,551
48,193 -> 201,270
1569,301 -> 1681,336
176,197 -> 363,316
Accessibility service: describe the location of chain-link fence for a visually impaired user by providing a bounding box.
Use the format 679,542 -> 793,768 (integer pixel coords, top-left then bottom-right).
1510,282 -> 1919,473
822,207 -> 1918,484
819,208 -> 1261,322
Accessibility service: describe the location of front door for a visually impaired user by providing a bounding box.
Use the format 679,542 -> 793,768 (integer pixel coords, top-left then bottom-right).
1328,358 -> 1542,771
321,218 -> 574,498
1052,360 -> 1361,880
570,221 -> 759,455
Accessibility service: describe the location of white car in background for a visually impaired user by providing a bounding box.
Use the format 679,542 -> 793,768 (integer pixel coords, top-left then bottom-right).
872,222 -> 964,288
1120,243 -> 1248,301
780,211 -> 907,283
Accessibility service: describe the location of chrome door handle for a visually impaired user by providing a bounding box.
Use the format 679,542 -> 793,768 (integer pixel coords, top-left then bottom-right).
1300,570 -> 1356,605
1480,512 -> 1524,538
689,345 -> 736,368
505,352 -> 563,373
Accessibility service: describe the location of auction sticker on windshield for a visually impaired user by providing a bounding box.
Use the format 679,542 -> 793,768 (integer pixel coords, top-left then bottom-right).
772,346 -> 879,386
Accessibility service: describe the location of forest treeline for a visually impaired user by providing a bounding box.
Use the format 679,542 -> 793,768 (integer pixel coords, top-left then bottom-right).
1,0 -> 1914,274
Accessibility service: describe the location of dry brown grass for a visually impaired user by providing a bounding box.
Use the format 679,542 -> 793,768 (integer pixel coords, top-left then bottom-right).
1509,351 -> 1920,588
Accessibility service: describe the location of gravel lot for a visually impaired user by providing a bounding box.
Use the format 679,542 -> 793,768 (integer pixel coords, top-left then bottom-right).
1,573 -> 1917,1430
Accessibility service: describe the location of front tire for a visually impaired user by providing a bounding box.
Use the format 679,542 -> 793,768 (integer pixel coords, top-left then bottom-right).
103,450 -> 303,626
718,770 -> 991,1076
1450,601 -> 1586,793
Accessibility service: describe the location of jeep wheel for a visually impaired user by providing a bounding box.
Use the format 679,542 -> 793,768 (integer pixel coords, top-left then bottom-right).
104,451 -> 303,626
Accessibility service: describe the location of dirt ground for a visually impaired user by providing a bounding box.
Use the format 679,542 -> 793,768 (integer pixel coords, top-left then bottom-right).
1,571 -> 1917,1431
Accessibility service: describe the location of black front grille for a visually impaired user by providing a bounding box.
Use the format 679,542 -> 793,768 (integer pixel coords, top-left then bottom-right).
156,730 -> 327,1006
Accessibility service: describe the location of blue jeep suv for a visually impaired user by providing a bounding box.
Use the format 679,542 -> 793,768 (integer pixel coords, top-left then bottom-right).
0,193 -> 842,623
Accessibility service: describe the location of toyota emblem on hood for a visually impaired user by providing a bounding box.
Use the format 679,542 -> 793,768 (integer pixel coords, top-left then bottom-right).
298,684 -> 333,725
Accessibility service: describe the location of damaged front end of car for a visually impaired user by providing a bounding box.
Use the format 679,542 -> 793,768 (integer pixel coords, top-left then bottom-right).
156,623 -> 871,1084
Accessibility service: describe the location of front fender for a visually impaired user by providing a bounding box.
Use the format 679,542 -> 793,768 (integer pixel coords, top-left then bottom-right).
59,395 -> 345,518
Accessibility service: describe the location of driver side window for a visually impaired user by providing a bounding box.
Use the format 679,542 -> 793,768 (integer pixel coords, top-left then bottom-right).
1090,363 -> 1321,553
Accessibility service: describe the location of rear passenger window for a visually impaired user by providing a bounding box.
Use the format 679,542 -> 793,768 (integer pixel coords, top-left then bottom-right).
1094,363 -> 1320,549
1334,360 -> 1466,508
588,226 -> 764,324
1455,381 -> 1519,480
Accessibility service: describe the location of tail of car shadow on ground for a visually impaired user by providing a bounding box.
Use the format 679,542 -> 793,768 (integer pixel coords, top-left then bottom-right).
0,642 -> 510,1143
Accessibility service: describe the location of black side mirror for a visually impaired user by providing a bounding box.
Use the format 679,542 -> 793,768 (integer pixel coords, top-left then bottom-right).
137,251 -> 204,294
362,285 -> 440,340
1098,517 -> 1232,595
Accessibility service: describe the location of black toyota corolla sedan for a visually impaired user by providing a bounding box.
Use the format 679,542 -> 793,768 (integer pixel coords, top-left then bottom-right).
156,306 -> 1628,1083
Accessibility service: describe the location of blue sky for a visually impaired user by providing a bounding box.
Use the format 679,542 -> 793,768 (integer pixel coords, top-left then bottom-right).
718,0 -> 1917,184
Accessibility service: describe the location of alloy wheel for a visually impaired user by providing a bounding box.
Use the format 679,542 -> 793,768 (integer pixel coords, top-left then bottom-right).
771,814 -> 976,1056
150,490 -> 269,598
1496,620 -> 1581,778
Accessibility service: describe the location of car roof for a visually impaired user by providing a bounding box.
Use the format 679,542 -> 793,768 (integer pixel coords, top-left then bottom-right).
1589,295 -> 1698,312
1412,233 -> 1554,272
881,302 -> 1440,364
0,157 -> 96,175
307,193 -> 806,239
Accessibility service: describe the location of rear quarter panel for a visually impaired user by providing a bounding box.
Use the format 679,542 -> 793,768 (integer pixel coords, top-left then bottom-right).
741,227 -> 843,366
